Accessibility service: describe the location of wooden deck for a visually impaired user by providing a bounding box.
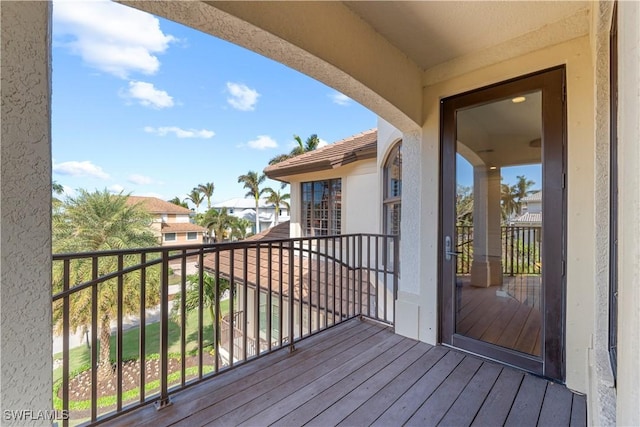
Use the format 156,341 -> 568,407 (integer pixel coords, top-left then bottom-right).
457,275 -> 542,356
110,319 -> 586,427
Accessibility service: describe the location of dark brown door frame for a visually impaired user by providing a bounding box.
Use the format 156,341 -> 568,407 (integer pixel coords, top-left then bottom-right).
439,66 -> 567,382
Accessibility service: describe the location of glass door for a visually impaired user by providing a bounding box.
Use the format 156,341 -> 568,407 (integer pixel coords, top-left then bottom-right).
440,67 -> 566,381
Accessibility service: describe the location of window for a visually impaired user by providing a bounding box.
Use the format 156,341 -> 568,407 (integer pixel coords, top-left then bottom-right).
164,233 -> 176,242
609,3 -> 618,381
186,232 -> 198,241
383,141 -> 402,236
301,179 -> 341,236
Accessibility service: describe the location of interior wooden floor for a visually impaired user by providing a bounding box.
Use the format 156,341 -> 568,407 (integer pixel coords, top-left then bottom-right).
456,275 -> 542,356
110,318 -> 585,427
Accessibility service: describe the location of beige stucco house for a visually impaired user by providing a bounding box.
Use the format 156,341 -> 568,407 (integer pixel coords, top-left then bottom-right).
127,196 -> 207,246
2,2 -> 639,425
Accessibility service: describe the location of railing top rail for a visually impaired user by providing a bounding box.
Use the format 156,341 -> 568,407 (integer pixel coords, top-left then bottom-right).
52,233 -> 399,260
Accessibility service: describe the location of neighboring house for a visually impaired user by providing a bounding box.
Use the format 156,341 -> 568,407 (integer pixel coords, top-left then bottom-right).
7,3 -> 640,426
511,191 -> 542,226
126,196 -> 206,246
212,198 -> 290,234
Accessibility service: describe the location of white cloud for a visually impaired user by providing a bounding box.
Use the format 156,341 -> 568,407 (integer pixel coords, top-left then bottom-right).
247,135 -> 278,150
53,160 -> 110,180
127,174 -> 154,185
226,82 -> 260,111
317,138 -> 329,148
53,0 -> 176,78
124,81 -> 174,109
144,126 -> 215,139
329,92 -> 352,106
108,184 -> 125,194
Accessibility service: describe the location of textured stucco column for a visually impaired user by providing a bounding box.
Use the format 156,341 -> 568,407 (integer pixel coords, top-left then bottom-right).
1,2 -> 53,425
470,166 -> 503,287
617,1 -> 640,425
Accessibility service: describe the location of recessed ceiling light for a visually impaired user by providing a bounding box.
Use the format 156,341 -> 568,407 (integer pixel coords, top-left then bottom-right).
512,96 -> 526,104
489,166 -> 497,170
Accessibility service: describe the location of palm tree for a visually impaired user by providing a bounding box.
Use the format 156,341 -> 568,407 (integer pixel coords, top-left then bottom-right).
230,217 -> 253,240
264,187 -> 290,225
51,189 -> 160,381
515,175 -> 535,201
168,196 -> 189,209
268,134 -> 321,165
201,207 -> 235,242
170,273 -> 229,327
501,183 -> 519,221
237,170 -> 267,233
185,188 -> 204,213
198,182 -> 215,209
52,180 -> 64,195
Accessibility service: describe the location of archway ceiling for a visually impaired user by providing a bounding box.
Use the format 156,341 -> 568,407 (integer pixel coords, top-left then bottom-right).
122,1 -> 589,131
344,1 -> 589,72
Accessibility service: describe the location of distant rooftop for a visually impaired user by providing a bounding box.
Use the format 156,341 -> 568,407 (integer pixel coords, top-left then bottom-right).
521,191 -> 542,202
127,196 -> 193,215
212,198 -> 287,210
264,129 -> 377,179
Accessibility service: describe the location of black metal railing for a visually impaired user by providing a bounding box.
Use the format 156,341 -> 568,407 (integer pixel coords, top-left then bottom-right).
455,225 -> 542,275
51,234 -> 398,426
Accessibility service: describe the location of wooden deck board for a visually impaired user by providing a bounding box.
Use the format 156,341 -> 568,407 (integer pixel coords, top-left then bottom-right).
504,374 -> 548,427
236,333 -> 410,426
334,346 -> 450,427
108,319 -> 585,427
305,343 -> 439,427
437,361 -> 503,427
370,350 -> 466,426
538,382 -> 575,426
405,356 -> 483,426
182,324 -> 387,426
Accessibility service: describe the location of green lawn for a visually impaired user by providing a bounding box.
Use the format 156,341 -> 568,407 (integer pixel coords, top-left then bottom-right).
53,299 -> 230,383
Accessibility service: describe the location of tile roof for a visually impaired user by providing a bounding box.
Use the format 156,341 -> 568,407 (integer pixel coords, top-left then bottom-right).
245,221 -> 290,241
127,196 -> 193,215
264,129 -> 377,179
201,242 -> 370,308
512,212 -> 542,223
521,191 -> 542,202
161,222 -> 207,233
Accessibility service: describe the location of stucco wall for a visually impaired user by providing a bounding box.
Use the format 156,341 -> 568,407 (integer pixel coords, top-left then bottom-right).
588,2 -> 617,425
396,36 -> 596,394
0,2 -> 53,424
616,2 -> 640,425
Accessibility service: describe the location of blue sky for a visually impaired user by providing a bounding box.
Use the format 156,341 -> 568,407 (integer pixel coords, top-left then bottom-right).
51,1 -> 377,210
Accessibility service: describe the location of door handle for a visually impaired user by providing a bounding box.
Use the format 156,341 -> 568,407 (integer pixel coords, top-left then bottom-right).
445,235 -> 462,261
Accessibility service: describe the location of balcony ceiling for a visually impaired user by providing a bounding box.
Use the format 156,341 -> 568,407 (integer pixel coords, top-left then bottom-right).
343,1 -> 590,71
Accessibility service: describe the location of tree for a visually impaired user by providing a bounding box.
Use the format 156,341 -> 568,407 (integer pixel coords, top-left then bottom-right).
198,182 -> 215,209
456,185 -> 474,226
264,187 -> 290,225
185,188 -> 204,213
200,207 -> 234,242
515,175 -> 535,202
501,183 -> 519,221
237,170 -> 267,233
168,196 -> 189,209
268,134 -> 321,165
230,217 -> 253,240
52,180 -> 65,195
170,273 -> 229,327
52,189 -> 160,381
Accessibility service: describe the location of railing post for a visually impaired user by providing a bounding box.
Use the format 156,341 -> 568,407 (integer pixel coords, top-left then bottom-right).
358,234 -> 363,318
154,250 -> 172,410
288,243 -> 295,352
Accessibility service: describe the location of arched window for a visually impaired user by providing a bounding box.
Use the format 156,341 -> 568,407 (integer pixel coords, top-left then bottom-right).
383,141 -> 402,236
